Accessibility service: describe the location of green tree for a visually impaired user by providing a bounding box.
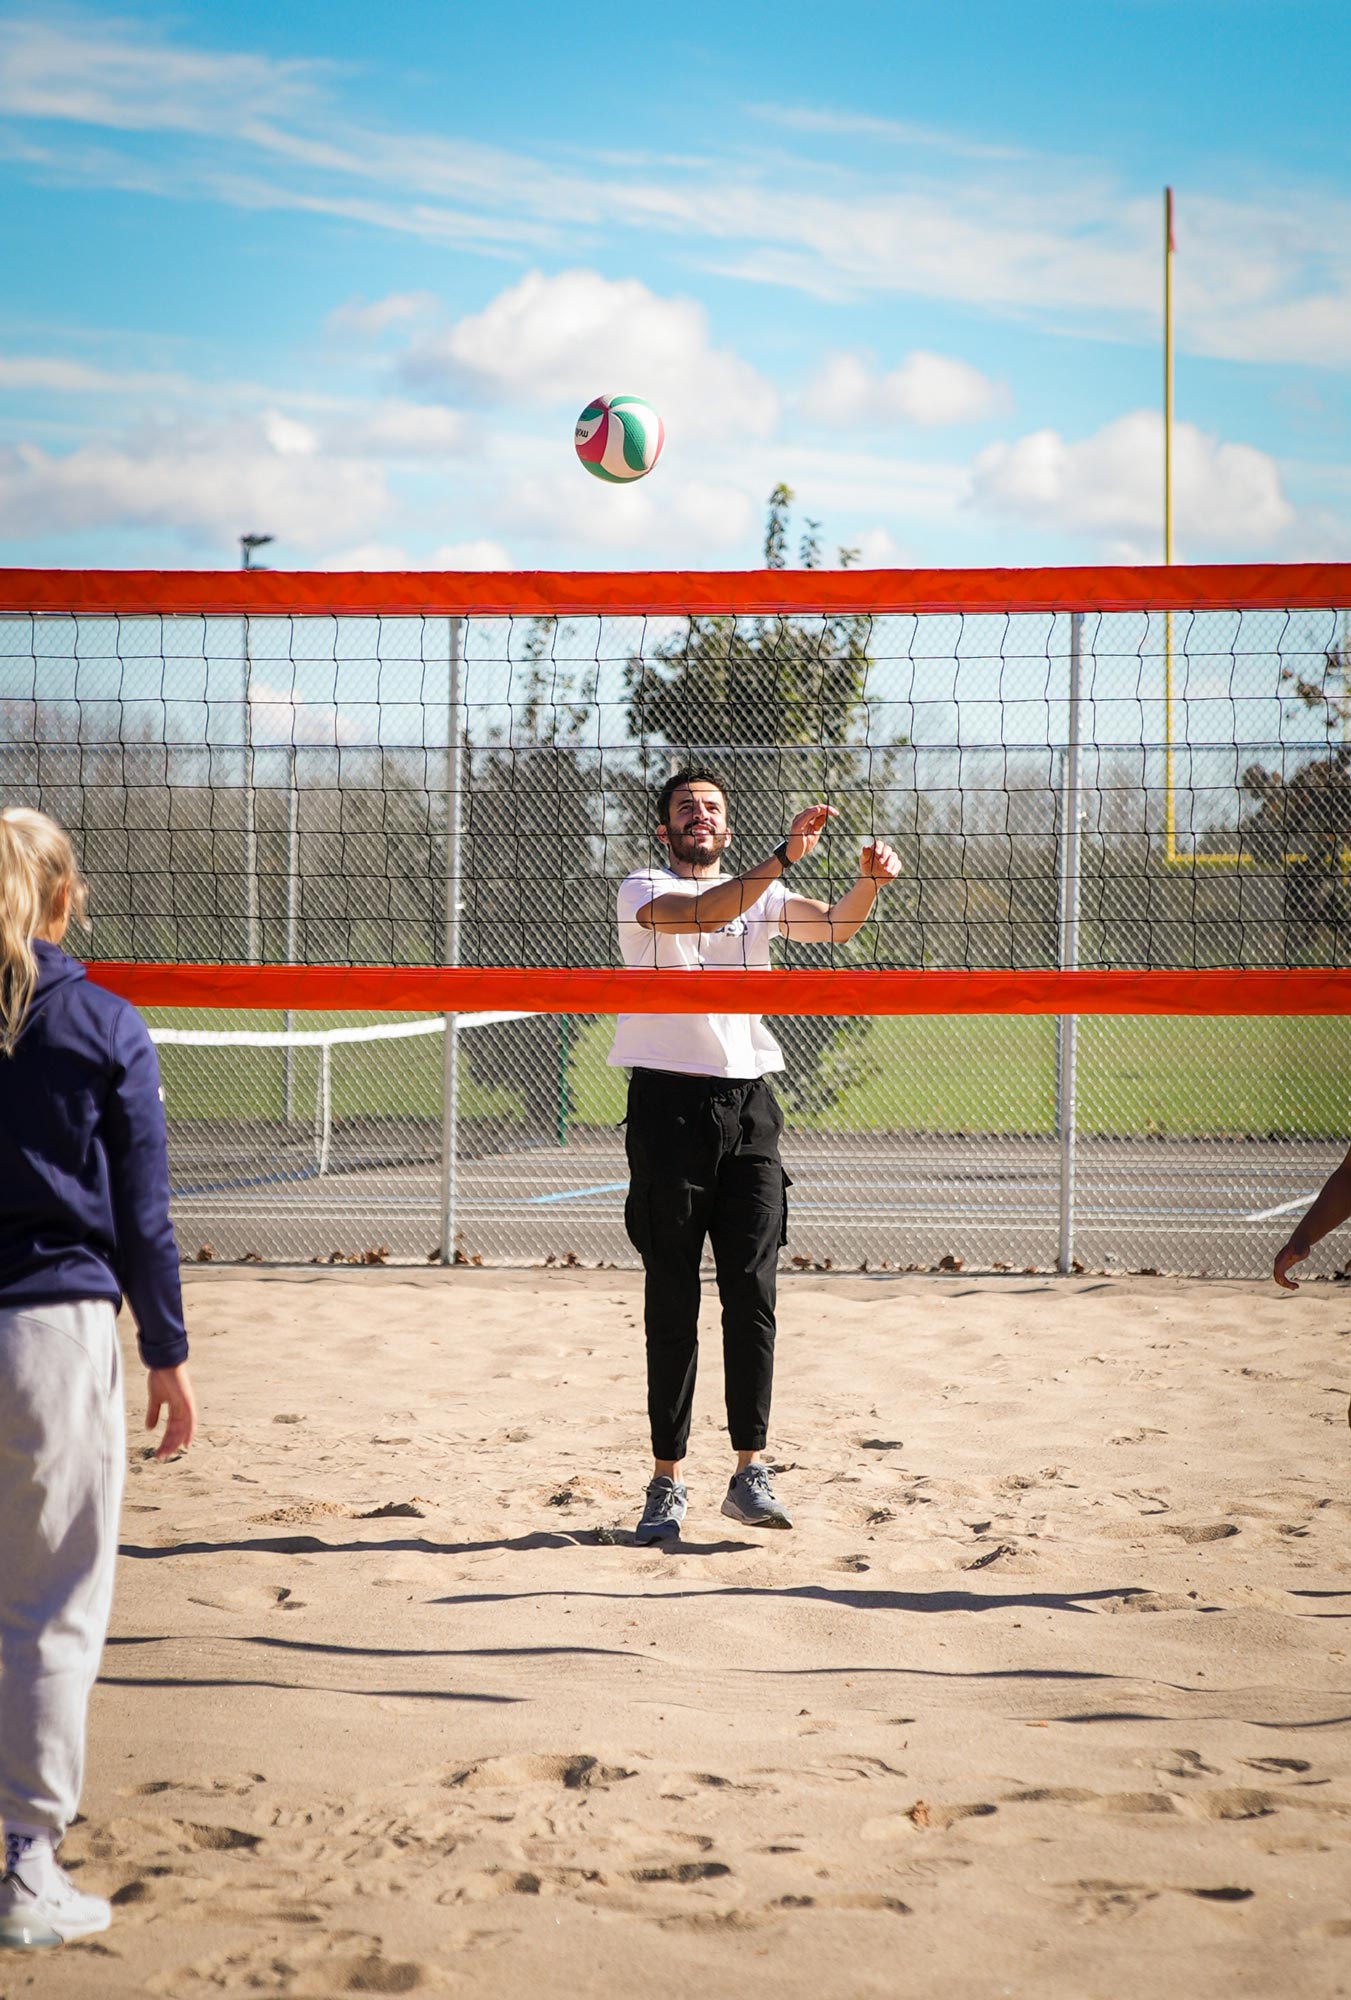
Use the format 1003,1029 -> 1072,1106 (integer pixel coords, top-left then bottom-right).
621,486 -> 897,1112
1241,628 -> 1351,959
1241,752 -> 1351,956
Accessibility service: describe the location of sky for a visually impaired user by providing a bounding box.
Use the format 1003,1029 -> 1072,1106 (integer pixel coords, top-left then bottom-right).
1,0 -> 1350,575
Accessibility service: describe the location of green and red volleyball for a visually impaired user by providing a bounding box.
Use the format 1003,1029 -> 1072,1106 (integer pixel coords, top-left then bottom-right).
574,393 -> 665,482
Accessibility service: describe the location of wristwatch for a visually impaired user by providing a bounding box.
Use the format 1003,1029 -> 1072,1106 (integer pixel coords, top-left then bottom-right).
772,839 -> 794,870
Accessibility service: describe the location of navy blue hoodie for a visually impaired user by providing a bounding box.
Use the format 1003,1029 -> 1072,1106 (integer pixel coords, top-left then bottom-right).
0,940 -> 188,1369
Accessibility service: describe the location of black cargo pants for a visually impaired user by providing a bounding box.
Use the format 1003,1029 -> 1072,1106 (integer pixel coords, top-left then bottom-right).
623,1067 -> 790,1462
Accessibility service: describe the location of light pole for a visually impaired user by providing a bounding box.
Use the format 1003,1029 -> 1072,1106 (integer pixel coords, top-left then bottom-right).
239,533 -> 272,964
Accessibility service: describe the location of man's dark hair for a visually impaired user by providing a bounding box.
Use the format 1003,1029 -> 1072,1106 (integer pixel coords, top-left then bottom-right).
656,766 -> 732,827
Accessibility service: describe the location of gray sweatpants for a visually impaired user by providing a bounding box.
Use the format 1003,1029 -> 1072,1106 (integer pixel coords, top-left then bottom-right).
0,1301 -> 125,1841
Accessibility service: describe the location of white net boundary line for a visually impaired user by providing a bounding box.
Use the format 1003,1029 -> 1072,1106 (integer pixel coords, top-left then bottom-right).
149,1010 -> 538,1181
148,1010 -> 535,1049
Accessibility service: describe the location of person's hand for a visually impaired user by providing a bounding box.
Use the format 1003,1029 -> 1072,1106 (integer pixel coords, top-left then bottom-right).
784,803 -> 838,863
1273,1238 -> 1309,1291
859,838 -> 901,882
146,1364 -> 198,1459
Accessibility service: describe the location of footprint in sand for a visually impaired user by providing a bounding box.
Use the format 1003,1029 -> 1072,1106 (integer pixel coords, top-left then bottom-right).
148,1932 -> 427,1995
178,1821 -> 264,1852
1006,1787 -> 1179,1816
963,1542 -> 1017,1571
632,1860 -> 732,1884
448,1753 -> 635,1792
450,1865 -> 609,1902
1178,1788 -> 1282,1822
772,1890 -> 912,1917
128,1774 -> 266,1799
661,1772 -> 771,1799
1003,1787 -> 1099,1806
187,1583 -> 306,1613
1098,1519 -> 1239,1545
1059,1878 -> 1161,1921
1154,1749 -> 1222,1781
864,1800 -> 997,1837
1096,1591 -> 1199,1613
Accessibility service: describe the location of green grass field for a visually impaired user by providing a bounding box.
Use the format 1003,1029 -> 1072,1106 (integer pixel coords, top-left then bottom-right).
147,1008 -> 1351,1142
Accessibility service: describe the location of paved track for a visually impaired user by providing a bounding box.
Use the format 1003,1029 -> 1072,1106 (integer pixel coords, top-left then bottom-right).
165,1129 -> 1345,1279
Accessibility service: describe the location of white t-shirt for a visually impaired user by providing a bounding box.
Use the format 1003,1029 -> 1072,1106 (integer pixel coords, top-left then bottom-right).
607,866 -> 792,1079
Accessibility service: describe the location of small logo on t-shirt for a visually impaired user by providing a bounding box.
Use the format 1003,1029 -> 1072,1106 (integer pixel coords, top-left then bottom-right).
715,917 -> 747,938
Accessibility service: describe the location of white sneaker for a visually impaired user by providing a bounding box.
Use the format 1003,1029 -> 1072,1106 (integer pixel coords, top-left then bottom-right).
0,1834 -> 111,1949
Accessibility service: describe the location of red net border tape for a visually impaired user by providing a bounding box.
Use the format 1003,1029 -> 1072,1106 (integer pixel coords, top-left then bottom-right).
5,562 -> 1351,618
86,964 -> 1351,1016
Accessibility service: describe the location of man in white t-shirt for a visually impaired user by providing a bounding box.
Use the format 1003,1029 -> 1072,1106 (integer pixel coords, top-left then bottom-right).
609,767 -> 900,1545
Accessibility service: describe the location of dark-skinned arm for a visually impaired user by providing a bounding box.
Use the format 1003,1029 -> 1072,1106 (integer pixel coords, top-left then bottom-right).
1273,1144 -> 1351,1289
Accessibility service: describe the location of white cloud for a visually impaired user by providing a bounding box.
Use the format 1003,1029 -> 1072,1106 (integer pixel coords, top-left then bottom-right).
0,348 -> 360,420
428,538 -> 513,569
262,410 -> 318,457
747,102 -> 1028,163
402,269 -> 778,442
341,401 -> 469,459
665,481 -> 759,552
971,410 -> 1294,554
803,349 -> 1009,428
487,462 -> 758,558
760,443 -> 970,526
0,354 -> 197,397
849,526 -> 907,567
6,13 -> 1351,366
0,417 -> 390,550
319,541 -> 416,570
319,535 -> 513,570
326,291 -> 439,340
0,11 -> 329,135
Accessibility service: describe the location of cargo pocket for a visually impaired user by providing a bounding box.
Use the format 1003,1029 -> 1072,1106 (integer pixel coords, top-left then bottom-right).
624,1161 -> 653,1258
779,1168 -> 793,1248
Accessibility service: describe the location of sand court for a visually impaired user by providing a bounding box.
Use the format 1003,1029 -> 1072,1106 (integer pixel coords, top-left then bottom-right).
23,1267 -> 1351,1999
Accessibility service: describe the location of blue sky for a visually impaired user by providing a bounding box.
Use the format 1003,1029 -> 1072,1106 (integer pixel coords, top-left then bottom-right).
1,0 -> 1349,572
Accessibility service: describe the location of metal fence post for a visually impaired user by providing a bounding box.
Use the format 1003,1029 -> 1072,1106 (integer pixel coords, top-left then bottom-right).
1056,610 -> 1085,1274
283,742 -> 299,1123
439,616 -> 466,1264
317,1039 -> 332,1177
242,613 -> 260,963
557,1015 -> 570,1147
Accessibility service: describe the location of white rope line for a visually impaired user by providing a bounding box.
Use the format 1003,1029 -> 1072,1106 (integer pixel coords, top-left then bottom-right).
149,1009 -> 535,1049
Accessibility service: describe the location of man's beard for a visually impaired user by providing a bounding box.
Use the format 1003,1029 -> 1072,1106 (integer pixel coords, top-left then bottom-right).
666,826 -> 728,865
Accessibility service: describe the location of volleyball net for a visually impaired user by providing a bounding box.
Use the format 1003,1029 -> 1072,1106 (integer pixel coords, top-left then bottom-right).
4,561 -> 1351,1276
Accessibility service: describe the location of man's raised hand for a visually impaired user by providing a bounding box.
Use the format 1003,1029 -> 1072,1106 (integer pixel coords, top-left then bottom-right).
859,838 -> 901,883
784,803 -> 838,863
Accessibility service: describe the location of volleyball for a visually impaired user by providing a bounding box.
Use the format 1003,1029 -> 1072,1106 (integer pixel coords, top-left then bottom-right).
574,393 -> 664,483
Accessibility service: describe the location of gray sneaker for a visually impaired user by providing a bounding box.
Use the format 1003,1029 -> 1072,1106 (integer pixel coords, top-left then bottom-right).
722,1464 -> 792,1530
636,1476 -> 687,1545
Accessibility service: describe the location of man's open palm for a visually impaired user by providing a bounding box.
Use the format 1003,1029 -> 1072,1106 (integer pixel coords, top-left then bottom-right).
785,804 -> 838,862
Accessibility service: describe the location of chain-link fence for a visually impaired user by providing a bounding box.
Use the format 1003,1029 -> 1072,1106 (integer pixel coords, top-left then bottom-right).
5,594 -> 1351,1276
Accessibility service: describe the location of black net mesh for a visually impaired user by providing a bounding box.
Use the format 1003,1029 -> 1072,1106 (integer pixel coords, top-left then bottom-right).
3,603 -> 1350,975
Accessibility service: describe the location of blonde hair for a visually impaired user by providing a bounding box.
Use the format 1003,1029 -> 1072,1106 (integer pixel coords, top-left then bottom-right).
0,808 -> 88,1055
